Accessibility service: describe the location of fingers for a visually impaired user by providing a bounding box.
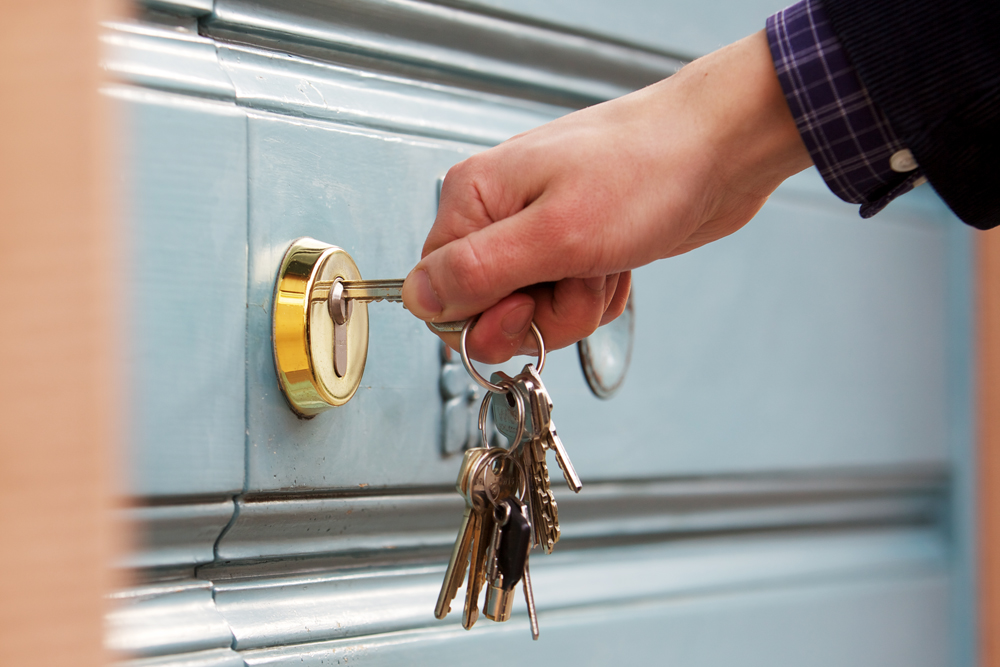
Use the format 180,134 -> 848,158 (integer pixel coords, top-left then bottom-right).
602,273 -> 621,314
600,271 -> 631,325
402,194 -> 584,323
432,292 -> 536,365
524,277 -> 607,352
451,275 -> 613,363
421,149 -> 544,259
434,270 -> 632,364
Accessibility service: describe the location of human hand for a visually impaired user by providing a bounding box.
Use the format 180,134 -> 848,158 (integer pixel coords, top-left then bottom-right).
402,30 -> 812,363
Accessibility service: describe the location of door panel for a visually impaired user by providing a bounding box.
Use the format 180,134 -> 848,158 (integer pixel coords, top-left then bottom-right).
549,179 -> 951,478
116,86 -> 248,498
245,112 -> 480,491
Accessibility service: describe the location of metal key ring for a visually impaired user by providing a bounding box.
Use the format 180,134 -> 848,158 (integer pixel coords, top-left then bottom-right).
460,317 -> 546,393
477,377 -> 525,449
483,449 -> 528,508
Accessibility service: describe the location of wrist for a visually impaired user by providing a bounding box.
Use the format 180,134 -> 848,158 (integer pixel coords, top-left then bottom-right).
681,30 -> 813,197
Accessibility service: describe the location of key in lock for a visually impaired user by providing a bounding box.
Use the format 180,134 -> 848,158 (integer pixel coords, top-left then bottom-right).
272,238 -> 469,416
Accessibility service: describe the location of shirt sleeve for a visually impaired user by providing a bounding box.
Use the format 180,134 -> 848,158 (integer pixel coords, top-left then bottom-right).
765,0 -> 926,218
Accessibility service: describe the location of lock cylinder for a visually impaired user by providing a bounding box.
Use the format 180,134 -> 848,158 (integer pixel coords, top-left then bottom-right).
272,237 -> 369,416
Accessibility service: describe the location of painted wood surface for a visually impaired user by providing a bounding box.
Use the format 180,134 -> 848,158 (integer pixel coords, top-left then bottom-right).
113,86 -> 248,498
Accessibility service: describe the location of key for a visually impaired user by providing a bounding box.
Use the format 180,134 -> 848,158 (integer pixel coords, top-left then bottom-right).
435,447 -> 491,620
463,495 -> 494,630
521,365 -> 583,493
482,500 -> 509,597
313,278 -> 467,333
311,278 -> 403,304
521,436 -> 559,553
338,279 -> 404,303
489,370 -> 560,553
522,559 -> 539,640
464,453 -> 520,628
484,497 -> 532,623
489,372 -> 532,445
511,371 -> 561,553
542,420 -> 582,493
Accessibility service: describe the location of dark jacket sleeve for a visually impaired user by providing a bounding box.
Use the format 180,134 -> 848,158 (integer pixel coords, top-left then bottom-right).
821,0 -> 1000,230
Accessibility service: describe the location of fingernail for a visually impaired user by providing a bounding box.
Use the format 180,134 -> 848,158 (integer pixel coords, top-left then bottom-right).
403,269 -> 443,318
584,276 -> 606,291
501,303 -> 534,337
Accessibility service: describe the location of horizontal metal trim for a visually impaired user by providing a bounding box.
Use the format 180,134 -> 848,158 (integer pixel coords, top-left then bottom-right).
217,467 -> 946,562
120,649 -> 245,667
212,527 -> 946,651
102,21 -> 236,100
203,0 -> 684,107
140,0 -> 215,17
115,498 -> 236,569
120,648 -> 245,667
238,570 -> 950,666
107,580 -> 235,658
219,44 -> 564,145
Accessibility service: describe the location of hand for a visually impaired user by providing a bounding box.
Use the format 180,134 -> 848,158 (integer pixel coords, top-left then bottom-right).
402,30 -> 812,363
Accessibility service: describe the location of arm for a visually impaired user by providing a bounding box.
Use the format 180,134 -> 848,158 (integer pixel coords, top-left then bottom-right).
402,30 -> 812,363
822,0 -> 1000,230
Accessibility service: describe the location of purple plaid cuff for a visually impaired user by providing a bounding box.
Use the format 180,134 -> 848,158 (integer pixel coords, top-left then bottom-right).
766,0 -> 926,217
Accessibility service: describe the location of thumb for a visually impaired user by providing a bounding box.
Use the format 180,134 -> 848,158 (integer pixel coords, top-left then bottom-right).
402,202 -> 569,322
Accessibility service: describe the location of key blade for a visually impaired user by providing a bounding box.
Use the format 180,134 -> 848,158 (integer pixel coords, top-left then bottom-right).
463,511 -> 494,629
522,560 -> 540,640
340,279 -> 404,303
311,279 -> 403,303
523,366 -> 552,431
545,420 -> 583,493
435,507 -> 478,619
429,320 -> 468,333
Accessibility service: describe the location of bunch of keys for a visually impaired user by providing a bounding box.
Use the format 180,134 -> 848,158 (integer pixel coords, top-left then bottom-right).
434,446 -> 539,639
434,317 -> 582,639
487,363 -> 582,555
324,280 -> 577,639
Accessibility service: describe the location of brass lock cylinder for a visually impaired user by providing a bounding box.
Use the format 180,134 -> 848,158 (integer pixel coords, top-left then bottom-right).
272,238 -> 369,416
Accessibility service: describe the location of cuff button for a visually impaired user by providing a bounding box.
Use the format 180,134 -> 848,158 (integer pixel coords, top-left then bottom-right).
890,149 -> 919,173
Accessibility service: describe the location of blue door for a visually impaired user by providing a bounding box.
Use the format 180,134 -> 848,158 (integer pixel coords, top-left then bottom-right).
105,1 -> 976,665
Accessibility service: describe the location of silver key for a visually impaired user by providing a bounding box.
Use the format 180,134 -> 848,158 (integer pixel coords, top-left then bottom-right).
483,497 -> 531,625
522,437 -> 559,553
522,366 -> 583,493
543,419 -> 582,493
522,559 -> 539,640
513,372 -> 561,552
435,448 -> 491,620
482,500 -> 508,605
313,278 -> 467,333
339,279 -> 404,303
489,371 -> 560,553
311,278 -> 403,304
461,450 -> 512,629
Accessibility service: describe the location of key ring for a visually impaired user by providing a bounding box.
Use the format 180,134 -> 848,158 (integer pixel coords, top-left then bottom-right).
484,449 -> 528,508
478,376 -> 525,449
460,316 -> 546,393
